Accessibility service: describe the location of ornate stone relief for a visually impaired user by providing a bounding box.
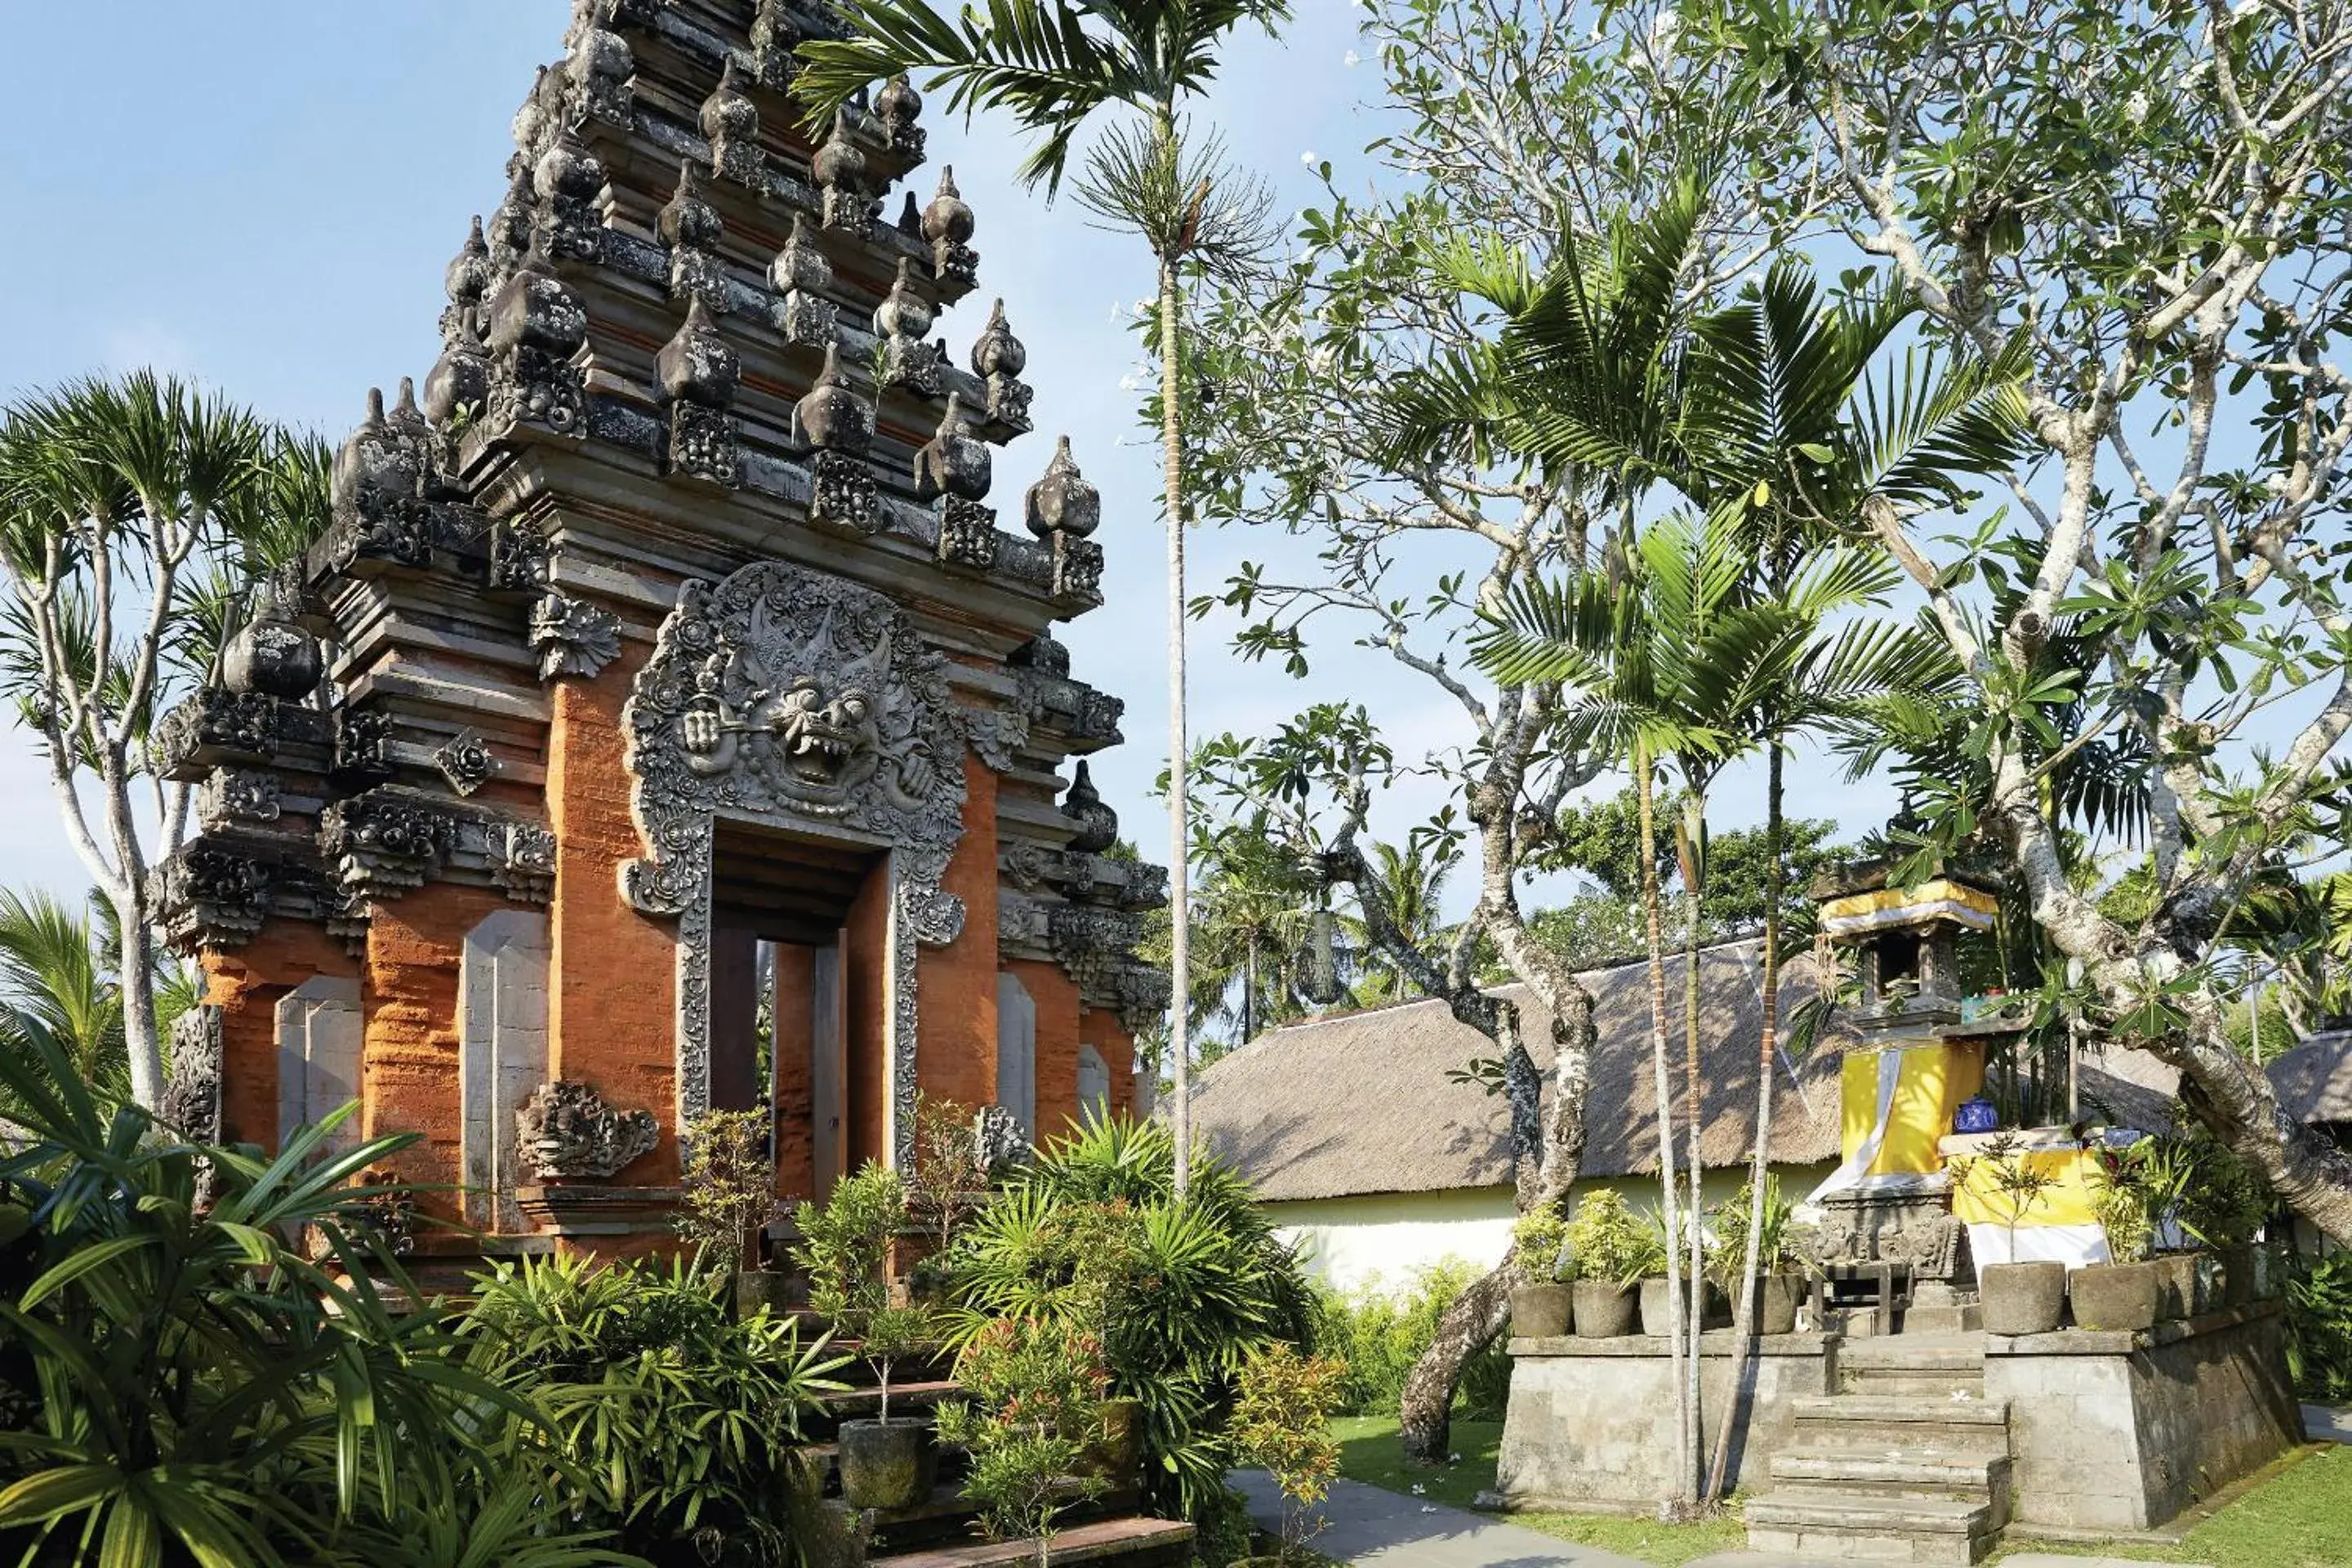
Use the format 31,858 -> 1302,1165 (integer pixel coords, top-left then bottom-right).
155,688 -> 279,775
515,1080 -> 659,1180
320,790 -> 449,902
974,1102 -> 1031,1173
436,730 -> 501,796
620,560 -> 969,1156
330,708 -> 399,793
162,1003 -> 225,1203
964,705 -> 1029,773
808,450 -> 880,535
494,821 -> 559,904
150,847 -> 277,952
197,768 -> 283,830
530,592 -> 621,680
488,517 -> 551,591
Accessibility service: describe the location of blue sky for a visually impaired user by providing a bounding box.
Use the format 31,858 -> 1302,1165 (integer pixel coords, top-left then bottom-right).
0,2 -> 1891,913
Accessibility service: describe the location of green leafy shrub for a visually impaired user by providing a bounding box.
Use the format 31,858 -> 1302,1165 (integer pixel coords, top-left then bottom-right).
0,1018 -> 638,1568
463,1252 -> 848,1566
1512,1209 -> 1570,1282
937,1316 -> 1110,1567
1707,1175 -> 1797,1285
1565,1189 -> 1661,1283
1309,1258 -> 1511,1421
948,1117 -> 1314,1527
2285,1251 -> 2352,1401
2170,1120 -> 2273,1248
676,1107 -> 781,1273
1230,1344 -> 1348,1565
795,1162 -> 935,1423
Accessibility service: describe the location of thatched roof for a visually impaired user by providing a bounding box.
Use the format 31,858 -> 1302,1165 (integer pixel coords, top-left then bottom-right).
1196,947 -> 2352,1205
1194,942 -> 1849,1203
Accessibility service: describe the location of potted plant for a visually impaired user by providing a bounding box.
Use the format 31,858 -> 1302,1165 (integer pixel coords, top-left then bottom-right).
1953,1134 -> 2066,1336
1709,1176 -> 1804,1336
2075,1151 -> 2161,1332
1564,1190 -> 1654,1337
799,1163 -> 934,1510
937,1316 -> 1111,1568
901,1092 -> 993,1305
2127,1136 -> 2200,1318
1508,1209 -> 1574,1339
676,1107 -> 786,1317
1227,1343 -> 1348,1566
2176,1124 -> 2272,1309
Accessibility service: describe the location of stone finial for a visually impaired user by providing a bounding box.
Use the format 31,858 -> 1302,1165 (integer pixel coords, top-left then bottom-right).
515,1080 -> 659,1182
751,0 -> 803,89
873,255 -> 935,340
897,190 -> 923,234
700,56 -> 764,185
658,159 -> 722,251
791,344 -> 873,454
922,165 -> 976,246
489,167 -> 536,271
512,63 -> 566,158
484,235 -> 590,438
971,298 -> 1027,378
443,216 -> 493,333
1062,760 -> 1119,853
657,297 -> 741,486
425,320 -> 493,430
813,107 -> 868,231
769,211 -> 831,296
657,297 -> 738,409
332,388 -> 421,525
567,13 -> 635,124
1026,436 -> 1101,541
913,391 -> 991,502
532,128 -> 606,261
878,74 -> 923,136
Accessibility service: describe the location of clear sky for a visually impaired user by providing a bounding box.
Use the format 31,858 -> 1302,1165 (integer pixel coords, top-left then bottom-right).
0,2 -> 1891,914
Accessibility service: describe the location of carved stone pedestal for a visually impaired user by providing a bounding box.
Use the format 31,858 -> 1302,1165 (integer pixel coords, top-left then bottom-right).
514,1184 -> 684,1250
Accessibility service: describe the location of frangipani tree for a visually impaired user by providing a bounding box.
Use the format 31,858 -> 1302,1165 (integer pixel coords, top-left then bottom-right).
0,372 -> 327,1107
796,0 -> 1284,1196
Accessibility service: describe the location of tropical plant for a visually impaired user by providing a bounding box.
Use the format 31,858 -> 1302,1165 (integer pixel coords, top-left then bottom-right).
934,1316 -> 1111,1568
0,887 -> 130,1107
796,0 -> 1284,1200
2283,1251 -> 2352,1402
795,1163 -> 922,1422
1950,1134 -> 2062,1255
0,1016 -> 567,1567
1511,1210 -> 1570,1284
0,373 -> 329,1106
948,1116 -> 1312,1524
901,1092 -> 992,1287
461,1252 -> 848,1566
675,1107 -> 780,1276
1705,1177 -> 1795,1288
2169,1120 -> 2274,1250
1185,828 -> 1320,1047
1562,1191 -> 1659,1287
1228,1344 -> 1347,1566
1308,1262 -> 1512,1423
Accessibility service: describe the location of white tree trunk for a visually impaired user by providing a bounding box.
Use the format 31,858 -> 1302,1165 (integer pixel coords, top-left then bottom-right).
1159,252 -> 1192,1199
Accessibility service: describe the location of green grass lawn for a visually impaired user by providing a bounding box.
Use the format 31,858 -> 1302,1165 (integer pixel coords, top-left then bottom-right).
1333,1415 -> 2352,1568
1331,1416 -> 1746,1566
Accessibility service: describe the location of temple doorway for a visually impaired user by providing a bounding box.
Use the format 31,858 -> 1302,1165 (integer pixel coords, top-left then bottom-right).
708,819 -> 888,1206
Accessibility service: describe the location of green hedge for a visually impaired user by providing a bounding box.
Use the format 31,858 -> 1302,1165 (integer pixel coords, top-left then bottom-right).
1312,1258 -> 1513,1423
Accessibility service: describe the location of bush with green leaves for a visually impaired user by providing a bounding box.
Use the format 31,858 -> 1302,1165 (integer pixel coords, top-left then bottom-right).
1564,1190 -> 1662,1285
1511,1209 -> 1570,1283
794,1162 -> 937,1422
934,1316 -> 1110,1568
675,1107 -> 781,1274
2284,1250 -> 2352,1402
0,1018 -> 639,1568
462,1251 -> 848,1566
1706,1176 -> 1797,1285
1309,1260 -> 1511,1421
948,1117 -> 1315,1526
1229,1344 -> 1348,1566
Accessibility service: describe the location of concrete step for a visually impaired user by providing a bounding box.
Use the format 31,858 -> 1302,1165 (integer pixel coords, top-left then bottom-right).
871,1516 -> 1196,1567
1770,1444 -> 2011,1517
1900,1302 -> 1983,1334
1838,1369 -> 1986,1397
1790,1394 -> 2010,1453
1745,1490 -> 1997,1565
1837,1340 -> 1986,1374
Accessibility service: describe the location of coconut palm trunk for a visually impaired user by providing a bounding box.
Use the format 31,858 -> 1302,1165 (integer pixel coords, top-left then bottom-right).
1674,791 -> 1707,1505
1705,742 -> 1785,1497
1160,244 -> 1194,1198
1633,744 -> 1691,1508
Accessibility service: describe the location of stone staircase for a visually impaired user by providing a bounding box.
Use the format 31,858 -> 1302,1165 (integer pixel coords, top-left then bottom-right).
1744,1335 -> 2009,1565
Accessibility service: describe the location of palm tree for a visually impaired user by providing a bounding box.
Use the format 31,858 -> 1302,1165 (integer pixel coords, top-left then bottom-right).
1475,256 -> 2025,1503
1187,831 -> 1316,1046
0,887 -> 128,1104
1339,840 -> 1453,1000
796,0 -> 1285,1196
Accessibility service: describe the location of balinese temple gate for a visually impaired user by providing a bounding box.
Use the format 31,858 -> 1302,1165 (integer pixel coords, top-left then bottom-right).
149,0 -> 1169,1258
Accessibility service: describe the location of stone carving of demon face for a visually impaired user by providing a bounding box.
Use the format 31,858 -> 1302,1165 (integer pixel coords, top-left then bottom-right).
771,675 -> 876,789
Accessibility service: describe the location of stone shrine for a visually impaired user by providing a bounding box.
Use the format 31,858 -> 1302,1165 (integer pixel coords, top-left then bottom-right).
149,0 -> 1169,1258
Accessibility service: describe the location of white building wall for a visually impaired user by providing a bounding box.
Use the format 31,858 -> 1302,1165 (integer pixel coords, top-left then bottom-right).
1272,1162 -> 1841,1299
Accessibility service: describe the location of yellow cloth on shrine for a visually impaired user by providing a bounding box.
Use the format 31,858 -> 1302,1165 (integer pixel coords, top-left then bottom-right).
1838,1042 -> 1986,1177
1949,1143 -> 2105,1229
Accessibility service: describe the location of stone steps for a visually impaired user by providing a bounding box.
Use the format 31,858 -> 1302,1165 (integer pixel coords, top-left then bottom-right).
870,1517 -> 1196,1568
1771,1443 -> 2011,1513
1749,1344 -> 2011,1562
1745,1490 -> 1997,1565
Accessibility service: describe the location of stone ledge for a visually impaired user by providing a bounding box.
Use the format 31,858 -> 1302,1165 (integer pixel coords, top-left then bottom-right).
515,1182 -> 682,1236
1985,1299 -> 2279,1356
1510,1330 -> 1836,1358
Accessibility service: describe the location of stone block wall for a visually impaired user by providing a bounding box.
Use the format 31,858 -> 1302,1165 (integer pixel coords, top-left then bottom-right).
1989,1304 -> 2303,1533
1498,1333 -> 1836,1508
